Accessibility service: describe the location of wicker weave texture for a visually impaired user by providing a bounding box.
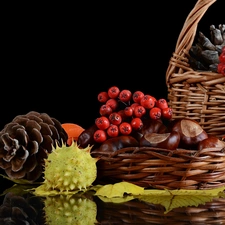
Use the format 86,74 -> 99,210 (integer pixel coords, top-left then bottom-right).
92,146 -> 225,190
165,0 -> 225,138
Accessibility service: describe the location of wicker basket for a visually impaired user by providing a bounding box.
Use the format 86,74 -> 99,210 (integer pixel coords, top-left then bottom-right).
92,0 -> 225,191
92,146 -> 225,190
166,0 -> 225,139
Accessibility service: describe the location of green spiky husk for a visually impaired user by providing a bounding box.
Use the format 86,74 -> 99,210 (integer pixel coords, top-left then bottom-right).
40,141 -> 98,193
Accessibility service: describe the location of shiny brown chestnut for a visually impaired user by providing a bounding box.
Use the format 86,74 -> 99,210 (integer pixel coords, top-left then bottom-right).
198,135 -> 225,150
170,118 -> 208,149
77,124 -> 98,148
141,118 -> 168,135
94,135 -> 139,153
133,118 -> 168,141
139,131 -> 180,150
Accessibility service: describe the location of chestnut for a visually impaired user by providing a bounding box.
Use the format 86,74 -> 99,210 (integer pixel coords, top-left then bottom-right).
198,135 -> 225,150
141,118 -> 168,135
95,135 -> 139,153
133,118 -> 168,141
139,131 -> 180,150
170,118 -> 208,149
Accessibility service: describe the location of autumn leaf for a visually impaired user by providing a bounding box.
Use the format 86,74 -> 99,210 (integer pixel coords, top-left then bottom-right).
138,186 -> 225,213
0,174 -> 41,185
97,195 -> 135,203
95,182 -> 225,213
95,181 -> 144,198
32,184 -> 85,196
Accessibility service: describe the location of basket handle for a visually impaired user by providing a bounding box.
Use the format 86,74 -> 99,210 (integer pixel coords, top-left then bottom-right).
165,0 -> 216,85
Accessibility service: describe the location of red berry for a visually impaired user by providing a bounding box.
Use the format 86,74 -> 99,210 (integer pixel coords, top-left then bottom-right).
106,98 -> 118,111
99,104 -> 113,116
119,89 -> 132,102
130,117 -> 143,130
140,95 -> 155,109
161,107 -> 173,120
155,98 -> 168,109
109,112 -> 122,125
93,129 -> 107,143
124,106 -> 133,117
108,86 -> 120,99
107,124 -> 119,137
217,62 -> 225,75
149,107 -> 162,120
133,105 -> 146,118
119,122 -> 132,135
219,52 -> 225,63
130,103 -> 139,111
97,91 -> 109,103
117,110 -> 127,120
95,116 -> 110,130
132,91 -> 144,103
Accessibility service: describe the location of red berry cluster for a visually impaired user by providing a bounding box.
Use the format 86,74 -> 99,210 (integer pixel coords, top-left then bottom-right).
93,86 -> 173,143
217,46 -> 225,76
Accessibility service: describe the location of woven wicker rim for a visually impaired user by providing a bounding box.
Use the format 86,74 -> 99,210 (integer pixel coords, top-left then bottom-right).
165,0 -> 225,138
166,0 -> 217,85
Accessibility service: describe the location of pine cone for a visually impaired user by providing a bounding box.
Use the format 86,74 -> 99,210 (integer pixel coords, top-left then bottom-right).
188,24 -> 225,72
0,111 -> 68,182
0,192 -> 43,225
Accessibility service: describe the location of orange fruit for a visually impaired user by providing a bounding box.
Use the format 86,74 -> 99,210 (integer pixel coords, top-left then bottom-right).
61,123 -> 85,145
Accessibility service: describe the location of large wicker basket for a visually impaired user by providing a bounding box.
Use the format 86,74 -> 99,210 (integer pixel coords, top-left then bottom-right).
166,0 -> 225,139
92,146 -> 225,190
91,0 -> 225,191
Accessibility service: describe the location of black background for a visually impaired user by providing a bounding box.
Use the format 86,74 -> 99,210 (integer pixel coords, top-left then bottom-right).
1,0 -> 223,129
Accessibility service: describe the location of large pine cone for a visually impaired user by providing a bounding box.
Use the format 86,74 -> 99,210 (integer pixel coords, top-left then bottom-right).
0,111 -> 68,182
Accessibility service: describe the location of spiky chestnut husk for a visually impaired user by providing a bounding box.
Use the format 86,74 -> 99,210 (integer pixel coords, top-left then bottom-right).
40,141 -> 98,193
44,195 -> 97,225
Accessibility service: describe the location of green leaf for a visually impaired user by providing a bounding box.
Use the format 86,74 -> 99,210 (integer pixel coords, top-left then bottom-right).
1,184 -> 36,197
97,195 -> 135,203
95,181 -> 144,198
138,186 -> 225,213
32,184 -> 86,196
0,174 -> 41,185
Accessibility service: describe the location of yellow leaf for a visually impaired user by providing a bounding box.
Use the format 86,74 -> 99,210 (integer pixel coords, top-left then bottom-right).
95,181 -> 144,198
0,174 -> 41,185
97,195 -> 134,203
138,186 -> 225,213
32,184 -> 84,196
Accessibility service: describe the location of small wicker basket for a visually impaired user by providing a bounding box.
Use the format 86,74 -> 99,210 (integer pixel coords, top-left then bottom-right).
166,0 -> 225,138
92,0 -> 225,191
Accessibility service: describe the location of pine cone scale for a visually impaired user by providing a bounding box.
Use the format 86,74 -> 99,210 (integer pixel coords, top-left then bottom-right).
39,122 -> 52,135
29,128 -> 43,144
189,24 -> 225,72
11,148 -> 28,172
28,141 -> 39,155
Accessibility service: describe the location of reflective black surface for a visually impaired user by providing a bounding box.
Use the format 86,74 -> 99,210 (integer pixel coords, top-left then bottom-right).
1,183 -> 225,225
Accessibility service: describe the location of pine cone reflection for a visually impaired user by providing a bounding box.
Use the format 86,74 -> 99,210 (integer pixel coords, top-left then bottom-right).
0,192 -> 43,225
0,111 -> 68,182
